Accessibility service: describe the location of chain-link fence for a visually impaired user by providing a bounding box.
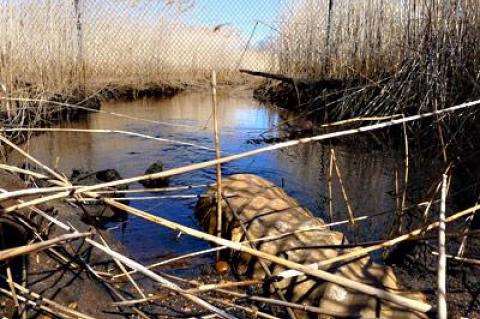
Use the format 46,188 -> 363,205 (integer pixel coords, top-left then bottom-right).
3,0 -> 471,94
0,0 -> 297,91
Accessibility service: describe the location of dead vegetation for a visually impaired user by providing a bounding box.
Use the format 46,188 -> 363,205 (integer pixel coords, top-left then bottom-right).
0,0 -> 479,318
0,95 -> 479,317
252,0 -> 480,142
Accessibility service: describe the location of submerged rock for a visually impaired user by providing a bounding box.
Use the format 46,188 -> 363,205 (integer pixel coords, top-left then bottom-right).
140,161 -> 169,188
195,174 -> 429,319
71,169 -> 128,224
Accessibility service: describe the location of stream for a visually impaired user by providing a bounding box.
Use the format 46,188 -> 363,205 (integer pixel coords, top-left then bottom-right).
11,91 -> 400,264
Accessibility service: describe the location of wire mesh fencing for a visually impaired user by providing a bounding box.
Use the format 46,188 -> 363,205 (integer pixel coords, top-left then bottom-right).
0,0 -> 293,91
2,0 -> 476,94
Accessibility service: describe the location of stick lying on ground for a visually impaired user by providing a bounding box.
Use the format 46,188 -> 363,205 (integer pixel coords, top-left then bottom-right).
160,272 -> 370,319
0,232 -> 91,262
112,280 -> 262,306
432,251 -> 480,266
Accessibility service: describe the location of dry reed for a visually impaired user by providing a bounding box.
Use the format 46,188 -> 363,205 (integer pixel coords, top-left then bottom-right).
273,0 -> 480,132
0,0 -> 270,97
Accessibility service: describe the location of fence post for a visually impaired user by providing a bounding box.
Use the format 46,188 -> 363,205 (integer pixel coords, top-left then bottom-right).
325,0 -> 334,74
73,0 -> 85,88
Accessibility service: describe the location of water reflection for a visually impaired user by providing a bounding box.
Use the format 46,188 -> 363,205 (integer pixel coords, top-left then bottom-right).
12,91 -> 399,261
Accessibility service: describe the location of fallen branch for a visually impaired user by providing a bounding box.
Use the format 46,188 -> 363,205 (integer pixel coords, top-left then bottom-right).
239,69 -> 344,89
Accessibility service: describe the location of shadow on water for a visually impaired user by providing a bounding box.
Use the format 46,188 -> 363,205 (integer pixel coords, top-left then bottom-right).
11,91 -> 401,262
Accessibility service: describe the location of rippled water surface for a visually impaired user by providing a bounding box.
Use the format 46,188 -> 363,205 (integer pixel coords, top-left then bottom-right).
13,91 -> 400,262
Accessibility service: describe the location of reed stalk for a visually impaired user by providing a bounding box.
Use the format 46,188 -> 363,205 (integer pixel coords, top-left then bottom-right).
328,148 -> 334,222
0,232 -> 91,262
432,252 -> 480,267
331,149 -> 355,225
211,70 -> 224,260
437,174 -> 448,319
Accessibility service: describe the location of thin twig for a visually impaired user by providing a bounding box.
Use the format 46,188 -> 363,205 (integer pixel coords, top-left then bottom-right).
1,127 -> 214,151
331,149 -> 355,225
328,148 -> 334,222
0,232 -> 91,262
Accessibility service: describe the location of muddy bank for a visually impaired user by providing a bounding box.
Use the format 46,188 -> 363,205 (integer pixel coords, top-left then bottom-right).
389,239 -> 480,319
0,83 -> 184,131
0,170 -> 138,318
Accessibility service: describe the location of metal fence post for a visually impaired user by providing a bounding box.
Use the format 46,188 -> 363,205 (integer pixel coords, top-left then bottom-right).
73,0 -> 85,88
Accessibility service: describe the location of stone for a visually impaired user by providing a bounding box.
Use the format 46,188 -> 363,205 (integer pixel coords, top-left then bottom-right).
140,161 -> 169,188
71,169 -> 128,223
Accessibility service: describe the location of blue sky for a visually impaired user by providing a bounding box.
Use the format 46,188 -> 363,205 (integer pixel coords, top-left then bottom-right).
182,0 -> 285,43
89,0 -> 286,44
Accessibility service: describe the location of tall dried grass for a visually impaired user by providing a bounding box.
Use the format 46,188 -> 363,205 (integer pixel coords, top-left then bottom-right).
0,0 -> 270,97
275,0 -> 480,120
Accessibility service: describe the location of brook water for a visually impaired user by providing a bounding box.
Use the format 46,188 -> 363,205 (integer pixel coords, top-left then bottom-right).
12,91 -> 401,263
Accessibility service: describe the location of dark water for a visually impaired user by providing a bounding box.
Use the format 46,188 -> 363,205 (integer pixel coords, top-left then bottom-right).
12,91 -> 400,262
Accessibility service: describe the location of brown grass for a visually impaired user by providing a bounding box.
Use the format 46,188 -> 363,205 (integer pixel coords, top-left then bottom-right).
0,0 -> 270,96
273,0 -> 480,121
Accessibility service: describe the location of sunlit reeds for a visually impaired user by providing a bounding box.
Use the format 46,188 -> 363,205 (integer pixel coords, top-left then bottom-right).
0,0 -> 269,96
276,0 -> 480,118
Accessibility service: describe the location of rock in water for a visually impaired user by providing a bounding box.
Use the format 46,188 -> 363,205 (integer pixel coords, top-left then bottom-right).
140,161 -> 169,188
71,169 -> 128,223
95,169 -> 123,183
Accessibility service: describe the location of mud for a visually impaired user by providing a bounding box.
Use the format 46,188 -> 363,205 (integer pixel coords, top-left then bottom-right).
0,170 -> 134,318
